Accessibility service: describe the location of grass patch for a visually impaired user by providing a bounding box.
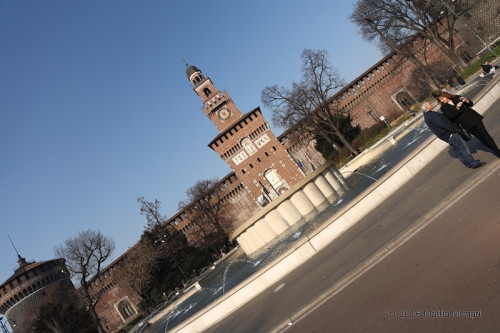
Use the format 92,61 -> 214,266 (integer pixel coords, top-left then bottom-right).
390,112 -> 416,128
352,123 -> 391,152
116,314 -> 146,333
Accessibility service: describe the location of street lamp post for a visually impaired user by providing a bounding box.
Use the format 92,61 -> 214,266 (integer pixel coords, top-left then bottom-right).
367,110 -> 378,124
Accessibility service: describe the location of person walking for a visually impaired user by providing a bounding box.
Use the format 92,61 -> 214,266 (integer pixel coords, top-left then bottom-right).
436,91 -> 500,157
481,61 -> 499,75
421,102 -> 485,169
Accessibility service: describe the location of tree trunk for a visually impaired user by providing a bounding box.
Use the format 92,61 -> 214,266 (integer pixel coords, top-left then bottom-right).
419,21 -> 467,71
409,9 -> 467,71
431,36 -> 466,71
335,128 -> 358,156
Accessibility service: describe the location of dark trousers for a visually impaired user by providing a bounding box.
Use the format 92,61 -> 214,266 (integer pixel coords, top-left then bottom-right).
467,121 -> 500,155
448,133 -> 479,168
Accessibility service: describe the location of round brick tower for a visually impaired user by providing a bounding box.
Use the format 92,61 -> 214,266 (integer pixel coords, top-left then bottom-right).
0,255 -> 73,333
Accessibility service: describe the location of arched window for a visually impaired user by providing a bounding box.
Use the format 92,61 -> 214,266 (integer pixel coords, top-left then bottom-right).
192,75 -> 202,85
264,169 -> 284,193
117,300 -> 136,320
399,96 -> 411,108
395,91 -> 414,109
123,304 -> 134,317
203,88 -> 212,97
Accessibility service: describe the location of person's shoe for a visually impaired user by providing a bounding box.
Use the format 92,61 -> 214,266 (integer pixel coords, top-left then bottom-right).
472,161 -> 486,169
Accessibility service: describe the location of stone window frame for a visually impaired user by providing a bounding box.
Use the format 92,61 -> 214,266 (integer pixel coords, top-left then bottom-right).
114,296 -> 137,323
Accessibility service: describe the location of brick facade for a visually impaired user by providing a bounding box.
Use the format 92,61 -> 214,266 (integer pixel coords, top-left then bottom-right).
89,267 -> 142,333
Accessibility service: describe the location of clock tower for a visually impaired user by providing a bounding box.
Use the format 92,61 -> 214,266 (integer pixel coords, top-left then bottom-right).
186,65 -> 304,204
186,65 -> 242,133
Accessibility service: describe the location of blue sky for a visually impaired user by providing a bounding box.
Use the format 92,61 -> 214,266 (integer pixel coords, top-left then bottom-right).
0,1 -> 383,283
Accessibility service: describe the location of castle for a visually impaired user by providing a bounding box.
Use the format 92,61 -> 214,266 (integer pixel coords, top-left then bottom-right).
3,2 -> 498,330
90,38 -> 456,330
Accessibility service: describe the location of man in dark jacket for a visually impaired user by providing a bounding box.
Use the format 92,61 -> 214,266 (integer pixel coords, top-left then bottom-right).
421,101 -> 485,169
481,61 -> 499,75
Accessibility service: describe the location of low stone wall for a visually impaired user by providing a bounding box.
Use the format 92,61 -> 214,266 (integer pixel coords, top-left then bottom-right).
340,113 -> 425,176
231,162 -> 346,256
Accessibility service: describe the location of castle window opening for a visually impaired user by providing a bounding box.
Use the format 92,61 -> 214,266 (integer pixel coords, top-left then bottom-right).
119,302 -> 135,319
459,50 -> 473,63
399,96 -> 411,108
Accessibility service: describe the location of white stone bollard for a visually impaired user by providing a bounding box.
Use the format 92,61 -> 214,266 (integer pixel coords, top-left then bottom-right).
324,169 -> 345,196
265,210 -> 290,235
314,174 -> 337,203
237,233 -> 253,254
277,200 -> 303,226
254,219 -> 277,243
246,225 -> 267,252
238,231 -> 256,254
303,182 -> 327,209
290,190 -> 316,219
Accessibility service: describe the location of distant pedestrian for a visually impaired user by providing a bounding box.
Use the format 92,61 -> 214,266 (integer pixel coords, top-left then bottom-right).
481,61 -> 499,75
421,102 -> 485,169
435,92 -> 500,157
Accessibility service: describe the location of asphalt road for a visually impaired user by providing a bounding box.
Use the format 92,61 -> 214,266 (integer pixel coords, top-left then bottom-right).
200,92 -> 500,333
284,164 -> 500,333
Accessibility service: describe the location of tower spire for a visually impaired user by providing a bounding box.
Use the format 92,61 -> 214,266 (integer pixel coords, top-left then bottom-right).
8,235 -> 27,267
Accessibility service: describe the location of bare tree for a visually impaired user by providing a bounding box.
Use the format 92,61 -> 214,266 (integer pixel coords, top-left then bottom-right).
137,196 -> 191,282
262,49 -> 358,155
54,230 -> 115,331
117,241 -> 156,301
350,0 -> 475,71
137,196 -> 189,252
178,178 -> 231,246
137,196 -> 166,231
350,2 -> 440,90
31,288 -> 97,333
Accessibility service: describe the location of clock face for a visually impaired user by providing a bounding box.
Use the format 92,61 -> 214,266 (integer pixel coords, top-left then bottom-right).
217,107 -> 231,121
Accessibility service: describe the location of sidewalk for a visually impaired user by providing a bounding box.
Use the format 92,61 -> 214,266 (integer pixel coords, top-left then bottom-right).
342,71 -> 500,176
